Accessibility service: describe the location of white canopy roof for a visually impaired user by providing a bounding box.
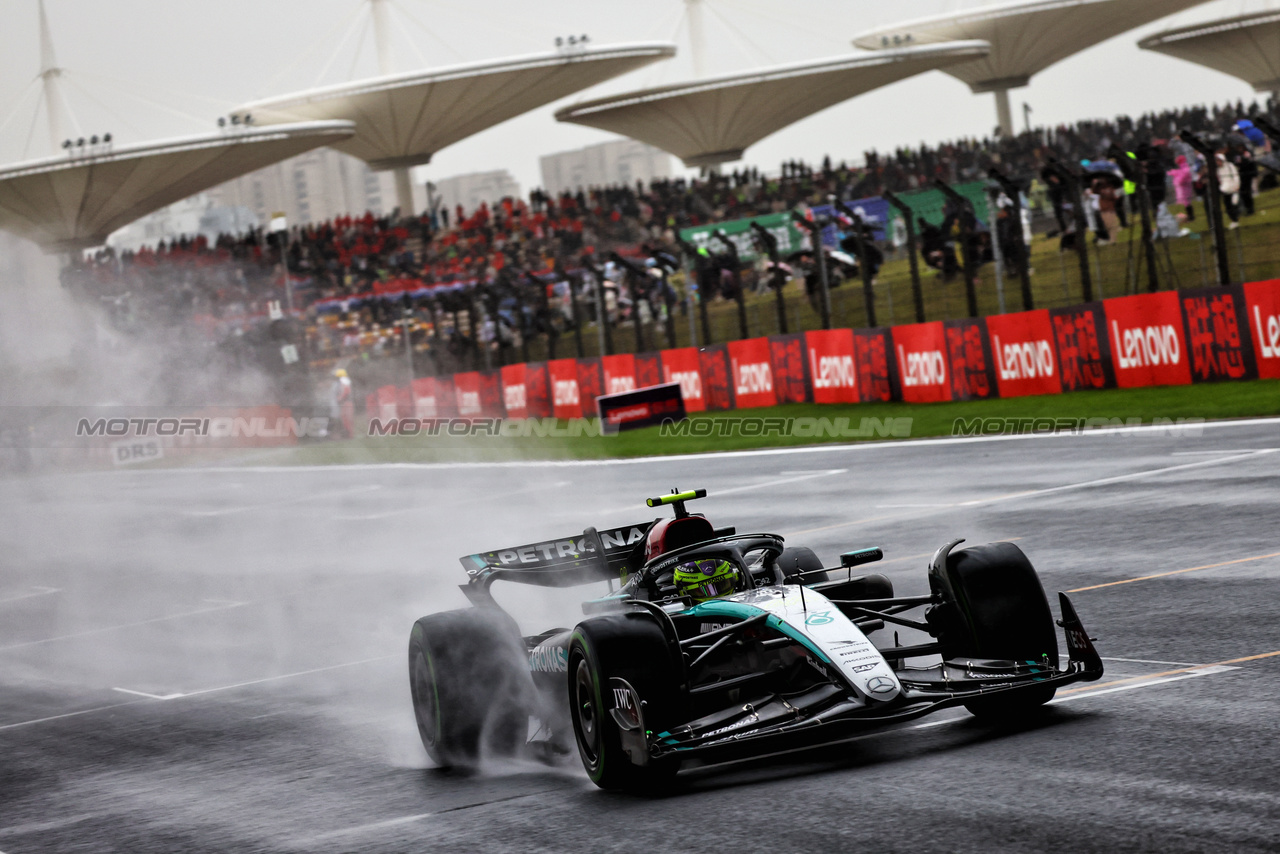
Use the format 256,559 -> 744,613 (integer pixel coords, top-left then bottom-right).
234,42 -> 676,170
853,0 -> 1215,93
1139,10 -> 1280,93
0,121 -> 354,252
553,41 -> 990,168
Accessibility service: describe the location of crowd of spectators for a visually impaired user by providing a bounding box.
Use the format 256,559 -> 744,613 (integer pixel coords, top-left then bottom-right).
60,96 -> 1278,402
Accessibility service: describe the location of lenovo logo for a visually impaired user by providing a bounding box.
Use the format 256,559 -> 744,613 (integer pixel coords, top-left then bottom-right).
733,360 -> 773,394
809,349 -> 855,389
898,346 -> 946,387
667,370 -> 702,400
457,391 -> 482,416
1254,306 -> 1280,359
503,384 -> 526,411
553,380 -> 580,406
993,335 -> 1054,380
1111,322 -> 1181,369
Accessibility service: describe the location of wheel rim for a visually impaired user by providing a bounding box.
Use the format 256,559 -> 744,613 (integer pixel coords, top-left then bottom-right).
411,650 -> 439,749
572,657 -> 601,769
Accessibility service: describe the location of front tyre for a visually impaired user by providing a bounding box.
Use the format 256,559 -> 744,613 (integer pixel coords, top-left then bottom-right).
408,608 -> 533,768
927,542 -> 1059,720
567,612 -> 684,792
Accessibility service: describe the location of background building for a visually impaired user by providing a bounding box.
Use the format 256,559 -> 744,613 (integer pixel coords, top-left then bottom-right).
104,147 -> 417,249
431,169 -> 522,215
540,138 -> 672,194
204,147 -> 409,227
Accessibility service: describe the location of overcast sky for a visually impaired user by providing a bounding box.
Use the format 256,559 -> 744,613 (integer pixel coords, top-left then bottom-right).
1,0 -> 1276,194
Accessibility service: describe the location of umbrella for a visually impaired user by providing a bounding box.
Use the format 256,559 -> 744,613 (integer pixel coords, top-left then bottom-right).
828,250 -> 857,267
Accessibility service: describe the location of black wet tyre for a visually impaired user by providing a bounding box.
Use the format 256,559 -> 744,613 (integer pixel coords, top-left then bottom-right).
408,608 -> 534,768
775,546 -> 829,583
927,542 -> 1059,718
567,611 -> 685,792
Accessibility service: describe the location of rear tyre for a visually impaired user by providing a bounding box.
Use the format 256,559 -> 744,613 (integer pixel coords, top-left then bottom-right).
567,612 -> 685,792
775,546 -> 829,584
926,542 -> 1059,719
408,608 -> 533,768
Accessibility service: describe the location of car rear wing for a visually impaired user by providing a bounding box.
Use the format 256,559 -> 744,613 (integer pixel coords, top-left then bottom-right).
458,521 -> 654,604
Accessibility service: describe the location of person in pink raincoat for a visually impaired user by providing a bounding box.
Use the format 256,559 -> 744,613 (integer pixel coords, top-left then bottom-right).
1167,155 -> 1197,221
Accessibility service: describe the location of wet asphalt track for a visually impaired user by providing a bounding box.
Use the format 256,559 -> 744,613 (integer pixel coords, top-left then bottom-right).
2,419 -> 1280,853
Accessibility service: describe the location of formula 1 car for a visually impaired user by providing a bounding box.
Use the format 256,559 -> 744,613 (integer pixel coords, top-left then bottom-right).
408,489 -> 1103,791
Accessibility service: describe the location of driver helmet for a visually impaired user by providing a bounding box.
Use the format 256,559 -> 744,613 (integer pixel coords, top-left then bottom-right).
673,557 -> 741,602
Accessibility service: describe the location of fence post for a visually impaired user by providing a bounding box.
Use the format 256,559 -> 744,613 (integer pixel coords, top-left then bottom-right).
883,191 -> 926,323
987,166 -> 1035,309
1047,158 -> 1094,302
934,180 -> 980,317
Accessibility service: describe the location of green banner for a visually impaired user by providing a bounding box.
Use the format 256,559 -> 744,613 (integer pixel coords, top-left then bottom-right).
677,180 -> 991,262
894,181 -> 990,227
678,211 -> 807,264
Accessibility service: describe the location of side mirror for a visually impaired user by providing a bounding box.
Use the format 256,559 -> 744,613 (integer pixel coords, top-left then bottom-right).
840,547 -> 883,568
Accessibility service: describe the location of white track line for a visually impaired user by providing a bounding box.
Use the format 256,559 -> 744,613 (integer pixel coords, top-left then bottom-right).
714,469 -> 846,496
1171,449 -> 1279,455
104,416 -> 1280,473
0,586 -> 60,605
0,601 -> 249,652
954,450 -> 1275,507
183,484 -> 380,517
111,688 -> 184,700
111,654 -> 395,702
0,699 -> 147,732
1051,667 -> 1238,701
1101,656 -> 1202,666
333,481 -> 570,520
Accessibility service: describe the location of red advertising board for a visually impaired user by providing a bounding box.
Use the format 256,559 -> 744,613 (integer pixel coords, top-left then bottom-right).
376,385 -> 400,420
727,337 -> 777,409
417,376 -> 448,417
944,319 -> 997,400
452,372 -> 484,416
396,385 -> 413,418
577,357 -> 604,417
635,352 -> 663,389
1180,286 -> 1256,383
854,328 -> 897,403
500,363 -> 528,418
804,329 -> 858,404
1050,303 -> 1114,392
985,309 -> 1063,398
547,358 -> 583,419
1103,292 -> 1192,388
769,333 -> 810,404
660,347 -> 706,412
891,322 -> 950,403
364,392 -> 377,418
525,363 -> 551,418
698,345 -> 735,411
478,370 -> 503,416
601,354 -> 638,396
1244,279 -> 1280,380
